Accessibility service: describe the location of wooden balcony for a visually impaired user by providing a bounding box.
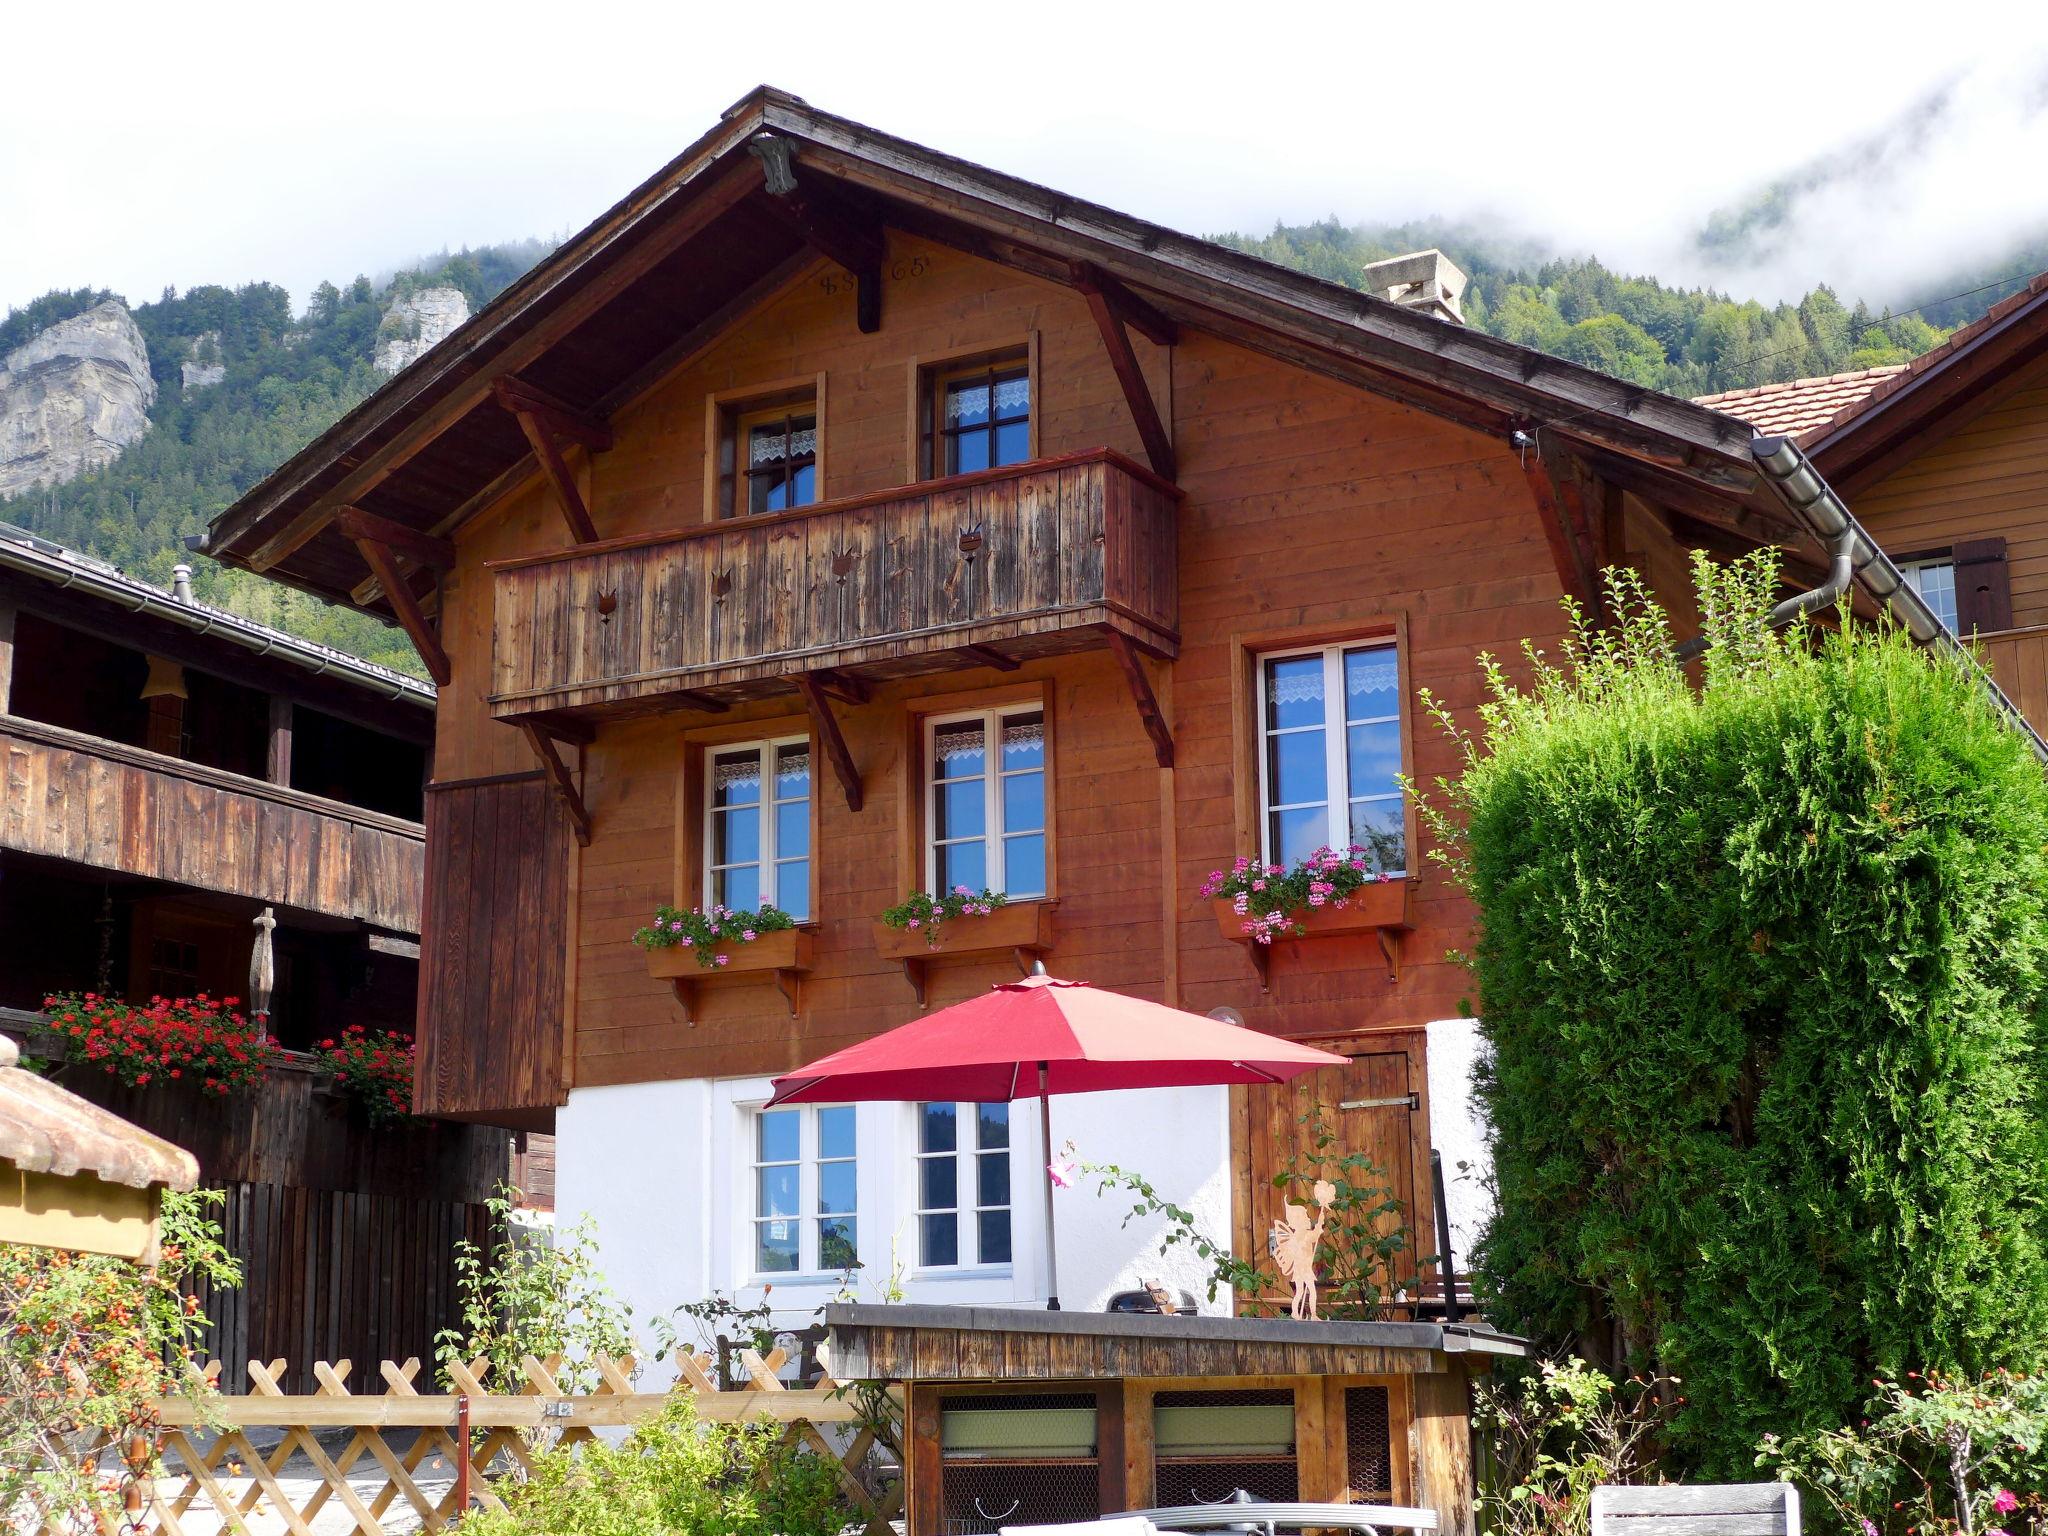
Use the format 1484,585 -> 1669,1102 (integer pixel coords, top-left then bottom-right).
0,713 -> 422,931
486,450 -> 1180,721
1977,625 -> 2048,737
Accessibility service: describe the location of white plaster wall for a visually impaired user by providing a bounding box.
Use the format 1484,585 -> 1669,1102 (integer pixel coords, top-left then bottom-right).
1423,1017 -> 1494,1282
555,1077 -> 1233,1363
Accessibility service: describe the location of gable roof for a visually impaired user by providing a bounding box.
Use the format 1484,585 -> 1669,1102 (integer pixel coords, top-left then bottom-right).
199,87 -> 1789,609
1694,366 -> 1906,438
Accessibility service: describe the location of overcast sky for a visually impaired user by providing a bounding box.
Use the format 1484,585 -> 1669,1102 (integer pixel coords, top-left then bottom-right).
5,1 -> 2047,320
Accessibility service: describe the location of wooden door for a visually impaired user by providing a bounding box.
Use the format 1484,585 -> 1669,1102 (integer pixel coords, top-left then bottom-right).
1234,1046 -> 1422,1311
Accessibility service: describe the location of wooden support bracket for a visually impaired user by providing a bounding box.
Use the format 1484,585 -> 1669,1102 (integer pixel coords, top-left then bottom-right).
794,673 -> 864,812
336,507 -> 455,569
672,688 -> 733,714
669,969 -> 804,1021
751,135 -> 885,333
1072,261 -> 1177,481
1376,925 -> 1405,985
813,669 -> 873,705
517,721 -> 592,846
898,942 -> 1045,1009
350,536 -> 450,686
959,643 -> 1021,672
1105,629 -> 1174,767
1521,430 -> 1604,620
493,378 -> 610,545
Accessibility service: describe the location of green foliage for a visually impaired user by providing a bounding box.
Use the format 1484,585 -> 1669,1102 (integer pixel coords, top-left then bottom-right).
1425,556 -> 2048,1473
0,244 -> 549,670
436,1185 -> 634,1395
1085,1108 -> 1414,1316
0,1189 -> 239,1527
456,1393 -> 855,1536
1763,1368 -> 2048,1536
1476,1359 -> 1673,1536
878,886 -> 1008,947
631,903 -> 797,967
1213,220 -> 1961,395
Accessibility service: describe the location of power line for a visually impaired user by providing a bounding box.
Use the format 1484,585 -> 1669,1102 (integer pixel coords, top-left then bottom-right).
1717,269 -> 2034,375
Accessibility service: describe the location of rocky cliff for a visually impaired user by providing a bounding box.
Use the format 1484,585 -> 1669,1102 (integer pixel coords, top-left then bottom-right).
0,301 -> 155,499
374,286 -> 469,374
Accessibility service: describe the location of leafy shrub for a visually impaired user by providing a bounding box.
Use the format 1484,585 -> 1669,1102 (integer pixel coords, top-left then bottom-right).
1202,846 -> 1399,943
315,1025 -> 415,1123
1476,1358 -> 1672,1536
41,992 -> 277,1094
879,885 -> 1007,947
631,903 -> 796,968
1428,555 -> 2048,1472
1761,1369 -> 2048,1536
0,1190 -> 238,1527
457,1394 -> 854,1536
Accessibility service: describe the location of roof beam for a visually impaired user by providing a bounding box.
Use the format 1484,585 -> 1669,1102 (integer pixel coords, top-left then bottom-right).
750,134 -> 884,334
793,673 -> 864,812
238,156 -> 766,572
350,535 -> 450,686
1072,262 -> 1176,482
495,379 -> 605,545
1520,437 -> 1601,619
492,377 -> 614,453
1070,262 -> 1178,347
335,507 -> 455,570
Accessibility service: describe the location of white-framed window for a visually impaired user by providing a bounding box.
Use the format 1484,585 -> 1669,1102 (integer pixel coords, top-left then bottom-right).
924,706 -> 1046,897
915,1101 -> 1011,1269
1257,641 -> 1405,875
750,1103 -> 857,1276
1899,557 -> 1959,633
706,736 -> 811,919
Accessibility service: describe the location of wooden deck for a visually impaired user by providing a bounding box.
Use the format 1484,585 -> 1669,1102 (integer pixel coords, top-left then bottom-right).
0,713 -> 423,930
486,449 -> 1180,719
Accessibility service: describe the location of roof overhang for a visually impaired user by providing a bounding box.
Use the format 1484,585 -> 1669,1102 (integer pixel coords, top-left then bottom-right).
202,87 -> 1787,611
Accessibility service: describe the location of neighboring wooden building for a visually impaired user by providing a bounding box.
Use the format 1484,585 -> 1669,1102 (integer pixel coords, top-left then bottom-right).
197,89 -> 1901,1365
1700,271 -> 2048,729
0,525 -> 506,1386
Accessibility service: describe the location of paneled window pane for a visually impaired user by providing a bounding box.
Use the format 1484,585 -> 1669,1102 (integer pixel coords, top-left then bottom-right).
1344,647 -> 1400,716
921,1213 -> 958,1267
817,1105 -> 856,1160
714,805 -> 760,867
936,780 -> 985,840
977,1151 -> 1010,1208
787,462 -> 816,506
947,382 -> 992,428
938,840 -> 987,894
978,1210 -> 1012,1265
775,800 -> 810,859
774,864 -> 809,922
994,420 -> 1030,466
713,752 -> 762,807
1346,720 -> 1404,801
1001,712 -> 1045,769
715,863 -> 760,914
1271,805 -> 1327,868
935,723 -> 986,778
1002,834 -> 1046,899
976,1103 -> 1010,1148
818,1160 -> 857,1216
1267,729 -> 1327,808
757,1222 -> 798,1272
757,1110 -> 799,1163
757,1164 -> 798,1219
1002,770 -> 1045,831
1349,801 -> 1407,875
952,432 -> 990,474
921,1156 -> 958,1211
818,1217 -> 858,1272
921,1102 -> 958,1154
1265,655 -> 1325,731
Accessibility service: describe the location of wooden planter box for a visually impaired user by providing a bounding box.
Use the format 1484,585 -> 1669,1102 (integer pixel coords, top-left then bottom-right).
1211,879 -> 1415,990
647,928 -> 815,1023
871,899 -> 1057,1006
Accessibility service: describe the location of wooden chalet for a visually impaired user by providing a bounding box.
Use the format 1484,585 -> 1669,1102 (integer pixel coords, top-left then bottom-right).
193,88 -> 1955,1530
0,526 -> 512,1387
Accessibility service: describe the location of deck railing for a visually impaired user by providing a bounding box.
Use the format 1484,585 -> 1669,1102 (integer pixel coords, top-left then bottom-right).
1977,624 -> 2048,737
487,448 -> 1179,719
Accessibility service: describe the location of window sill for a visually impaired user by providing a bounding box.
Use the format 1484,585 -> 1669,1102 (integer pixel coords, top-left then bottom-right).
871,899 -> 1057,1007
1210,878 -> 1415,991
646,926 -> 815,1023
908,1265 -> 1015,1283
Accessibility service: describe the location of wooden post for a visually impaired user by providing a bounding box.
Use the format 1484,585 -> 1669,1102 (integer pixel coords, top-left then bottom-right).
1408,1366 -> 1477,1536
267,695 -> 294,786
0,600 -> 14,715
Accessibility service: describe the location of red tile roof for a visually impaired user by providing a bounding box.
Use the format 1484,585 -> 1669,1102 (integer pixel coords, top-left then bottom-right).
1694,366 -> 1906,437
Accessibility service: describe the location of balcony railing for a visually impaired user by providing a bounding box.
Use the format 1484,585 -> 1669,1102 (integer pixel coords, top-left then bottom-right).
0,713 -> 422,930
1977,624 -> 2048,738
487,449 -> 1180,720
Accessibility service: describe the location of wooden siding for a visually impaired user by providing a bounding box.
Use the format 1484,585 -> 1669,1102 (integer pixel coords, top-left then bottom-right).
1847,361 -> 2048,627
1978,625 -> 2048,734
0,713 -> 421,931
416,775 -> 573,1120
488,450 -> 1179,718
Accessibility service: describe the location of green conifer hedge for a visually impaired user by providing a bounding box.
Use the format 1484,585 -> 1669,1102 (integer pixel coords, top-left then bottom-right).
1431,555 -> 2048,1473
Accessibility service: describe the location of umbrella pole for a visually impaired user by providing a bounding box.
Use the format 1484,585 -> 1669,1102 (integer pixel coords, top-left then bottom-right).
1038,1060 -> 1060,1311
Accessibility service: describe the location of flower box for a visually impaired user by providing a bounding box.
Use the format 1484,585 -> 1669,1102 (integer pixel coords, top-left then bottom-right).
871,899 -> 1058,1006
646,928 -> 815,1023
1211,878 -> 1415,990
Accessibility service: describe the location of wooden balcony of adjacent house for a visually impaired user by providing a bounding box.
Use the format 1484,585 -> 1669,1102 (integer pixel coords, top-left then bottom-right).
486,450 -> 1180,724
1977,624 -> 2048,739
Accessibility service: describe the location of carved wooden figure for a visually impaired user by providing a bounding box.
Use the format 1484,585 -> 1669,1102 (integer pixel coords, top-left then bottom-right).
1271,1178 -> 1337,1320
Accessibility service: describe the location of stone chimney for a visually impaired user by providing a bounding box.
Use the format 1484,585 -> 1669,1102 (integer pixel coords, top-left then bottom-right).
1362,249 -> 1468,324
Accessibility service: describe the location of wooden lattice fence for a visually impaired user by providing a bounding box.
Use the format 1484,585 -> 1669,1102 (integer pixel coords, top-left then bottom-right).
40,1346 -> 901,1536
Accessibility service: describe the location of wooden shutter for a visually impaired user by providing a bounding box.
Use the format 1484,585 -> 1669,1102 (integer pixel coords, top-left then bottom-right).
1954,537 -> 2013,635
416,774 -> 571,1127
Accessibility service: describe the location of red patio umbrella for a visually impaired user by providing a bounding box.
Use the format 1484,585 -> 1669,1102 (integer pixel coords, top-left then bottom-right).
768,971 -> 1345,1309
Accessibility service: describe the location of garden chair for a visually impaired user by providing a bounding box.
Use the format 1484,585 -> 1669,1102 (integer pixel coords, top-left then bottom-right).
1591,1483 -> 1801,1536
